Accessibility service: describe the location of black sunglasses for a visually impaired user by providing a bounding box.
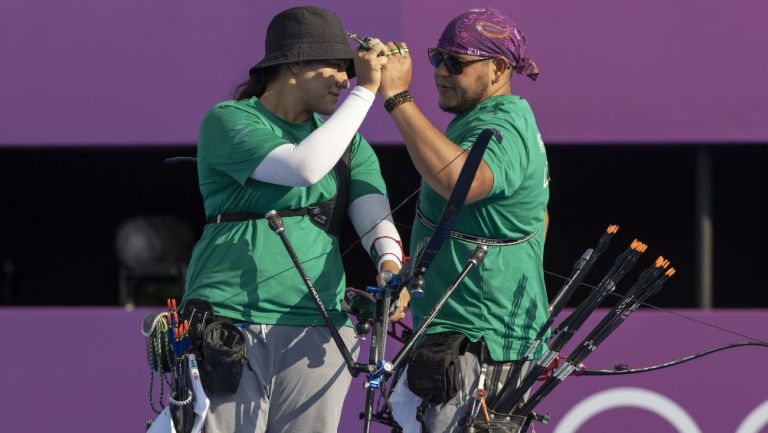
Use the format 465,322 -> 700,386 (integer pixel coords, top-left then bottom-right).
427,48 -> 493,75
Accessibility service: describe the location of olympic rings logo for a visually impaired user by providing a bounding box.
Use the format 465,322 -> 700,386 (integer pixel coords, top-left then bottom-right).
552,387 -> 768,433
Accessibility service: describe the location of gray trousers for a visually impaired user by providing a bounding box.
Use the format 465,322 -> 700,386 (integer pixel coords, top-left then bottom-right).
391,351 -> 529,433
204,324 -> 359,433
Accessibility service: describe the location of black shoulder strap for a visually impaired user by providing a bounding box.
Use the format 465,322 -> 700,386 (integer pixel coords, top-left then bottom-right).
326,143 -> 352,237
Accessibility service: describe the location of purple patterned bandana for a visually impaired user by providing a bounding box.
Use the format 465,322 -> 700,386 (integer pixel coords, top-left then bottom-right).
437,7 -> 539,80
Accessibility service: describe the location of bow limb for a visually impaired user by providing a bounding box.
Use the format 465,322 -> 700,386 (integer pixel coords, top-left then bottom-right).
578,341 -> 768,376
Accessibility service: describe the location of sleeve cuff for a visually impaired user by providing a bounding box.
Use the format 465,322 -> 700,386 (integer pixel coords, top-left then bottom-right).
349,86 -> 376,104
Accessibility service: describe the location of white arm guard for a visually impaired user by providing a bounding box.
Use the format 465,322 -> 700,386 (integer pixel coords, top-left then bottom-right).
348,194 -> 404,270
250,86 -> 376,186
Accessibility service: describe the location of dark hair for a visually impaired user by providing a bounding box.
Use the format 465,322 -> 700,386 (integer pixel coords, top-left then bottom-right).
233,65 -> 282,100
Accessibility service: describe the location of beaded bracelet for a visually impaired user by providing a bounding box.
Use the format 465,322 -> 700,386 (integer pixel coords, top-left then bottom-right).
384,90 -> 414,113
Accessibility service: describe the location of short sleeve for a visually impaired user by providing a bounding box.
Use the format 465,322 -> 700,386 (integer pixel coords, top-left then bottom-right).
198,103 -> 291,186
348,133 -> 388,202
458,122 -> 528,198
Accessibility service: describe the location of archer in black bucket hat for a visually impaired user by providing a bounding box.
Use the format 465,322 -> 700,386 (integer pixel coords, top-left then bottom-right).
185,5 -> 405,433
249,6 -> 356,78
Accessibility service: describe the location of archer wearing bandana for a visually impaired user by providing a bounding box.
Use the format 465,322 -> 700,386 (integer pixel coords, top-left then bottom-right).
380,8 -> 550,432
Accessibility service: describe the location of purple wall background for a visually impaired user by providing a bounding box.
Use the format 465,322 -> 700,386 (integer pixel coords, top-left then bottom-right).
1,308 -> 767,432
2,0 -> 768,146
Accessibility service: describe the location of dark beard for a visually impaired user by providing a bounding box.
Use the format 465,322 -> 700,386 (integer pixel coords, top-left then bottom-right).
439,78 -> 489,114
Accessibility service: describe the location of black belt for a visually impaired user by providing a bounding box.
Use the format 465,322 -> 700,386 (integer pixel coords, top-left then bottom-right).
207,201 -> 336,234
207,208 -> 310,224
415,207 -> 537,246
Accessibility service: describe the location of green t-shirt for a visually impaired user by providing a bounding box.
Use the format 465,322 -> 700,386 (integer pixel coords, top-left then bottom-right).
183,97 -> 387,326
410,95 -> 550,361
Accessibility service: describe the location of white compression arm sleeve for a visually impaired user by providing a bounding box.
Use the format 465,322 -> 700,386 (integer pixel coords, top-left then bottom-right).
348,193 -> 404,270
250,86 -> 376,186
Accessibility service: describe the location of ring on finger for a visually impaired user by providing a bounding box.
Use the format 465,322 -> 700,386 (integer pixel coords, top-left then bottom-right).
393,42 -> 409,57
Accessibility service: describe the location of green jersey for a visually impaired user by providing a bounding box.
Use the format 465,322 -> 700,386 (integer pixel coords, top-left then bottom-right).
183,97 -> 387,326
411,95 -> 550,361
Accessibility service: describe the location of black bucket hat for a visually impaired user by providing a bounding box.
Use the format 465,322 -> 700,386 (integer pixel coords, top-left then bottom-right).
249,6 -> 356,78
